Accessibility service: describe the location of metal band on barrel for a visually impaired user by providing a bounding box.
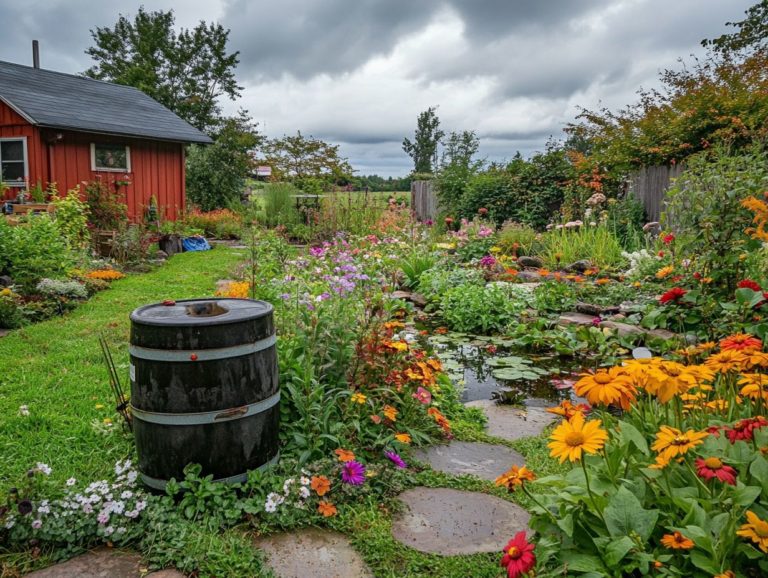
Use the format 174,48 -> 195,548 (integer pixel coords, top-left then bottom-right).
131,390 -> 280,426
129,334 -> 276,362
139,453 -> 280,490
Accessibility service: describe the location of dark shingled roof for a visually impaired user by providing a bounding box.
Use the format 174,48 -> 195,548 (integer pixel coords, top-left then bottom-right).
0,60 -> 212,144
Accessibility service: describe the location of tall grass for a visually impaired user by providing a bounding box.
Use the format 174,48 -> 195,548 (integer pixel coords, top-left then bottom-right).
541,223 -> 626,269
259,182 -> 301,228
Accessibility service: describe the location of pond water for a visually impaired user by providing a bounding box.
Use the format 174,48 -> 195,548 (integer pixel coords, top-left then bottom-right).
426,333 -> 581,407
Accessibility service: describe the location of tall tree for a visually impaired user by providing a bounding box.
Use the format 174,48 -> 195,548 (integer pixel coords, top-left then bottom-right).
84,8 -> 241,132
441,130 -> 480,169
186,111 -> 263,210
402,107 -> 444,174
703,1 -> 768,56
259,132 -> 353,191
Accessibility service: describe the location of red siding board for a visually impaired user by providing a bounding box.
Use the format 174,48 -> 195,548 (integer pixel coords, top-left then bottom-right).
0,100 -> 186,219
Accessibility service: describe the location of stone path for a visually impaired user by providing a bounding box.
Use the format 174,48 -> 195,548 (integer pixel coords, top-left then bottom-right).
413,441 -> 524,481
392,487 -> 530,555
558,312 -> 676,340
0,329 -> 9,339
465,399 -> 556,440
25,548 -> 183,578
254,528 -> 373,578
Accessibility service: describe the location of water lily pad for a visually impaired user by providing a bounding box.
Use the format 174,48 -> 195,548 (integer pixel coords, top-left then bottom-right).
486,355 -> 532,367
492,368 -> 547,381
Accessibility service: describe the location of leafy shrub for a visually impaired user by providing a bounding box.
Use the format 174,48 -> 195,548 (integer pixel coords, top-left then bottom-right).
0,215 -> 72,290
184,209 -> 242,239
85,180 -> 127,230
52,186 -> 90,248
541,223 -> 625,269
398,252 -> 436,289
417,266 -> 485,302
497,221 -> 540,256
0,288 -> 23,328
35,278 -> 88,299
440,283 -> 528,333
259,182 -> 301,228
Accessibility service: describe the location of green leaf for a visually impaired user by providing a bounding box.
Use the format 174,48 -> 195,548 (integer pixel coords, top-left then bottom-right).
562,552 -> 608,573
689,550 -> 720,574
604,486 -> 659,542
557,513 -> 574,537
603,536 -> 635,566
749,456 -> 768,496
618,422 -> 649,455
733,485 -> 762,508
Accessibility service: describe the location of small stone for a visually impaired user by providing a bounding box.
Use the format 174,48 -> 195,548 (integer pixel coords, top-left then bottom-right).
566,260 -> 592,272
0,275 -> 12,287
516,256 -> 544,268
26,548 -> 142,577
155,250 -> 169,260
558,312 -> 596,326
392,487 -> 530,555
599,320 -> 644,336
413,441 -> 524,481
254,528 -> 373,578
464,400 -> 556,440
390,290 -> 412,301
515,271 -> 541,282
409,292 -> 428,307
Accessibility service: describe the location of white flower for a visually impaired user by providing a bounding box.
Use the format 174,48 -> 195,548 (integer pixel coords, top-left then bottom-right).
120,490 -> 133,500
126,471 -> 138,484
104,526 -> 115,536
82,503 -> 93,514
97,511 -> 110,525
37,504 -> 50,515
135,500 -> 147,512
264,500 -> 277,513
299,486 -> 310,499
31,519 -> 42,529
282,478 -> 295,495
124,510 -> 139,519
5,519 -> 15,529
36,463 -> 52,475
299,477 -> 310,486
19,405 -> 30,417
66,478 -> 77,487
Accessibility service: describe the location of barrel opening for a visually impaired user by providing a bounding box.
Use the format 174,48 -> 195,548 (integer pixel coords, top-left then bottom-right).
185,302 -> 229,317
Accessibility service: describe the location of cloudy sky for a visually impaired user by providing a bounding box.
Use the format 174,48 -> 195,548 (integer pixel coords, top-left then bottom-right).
0,0 -> 755,175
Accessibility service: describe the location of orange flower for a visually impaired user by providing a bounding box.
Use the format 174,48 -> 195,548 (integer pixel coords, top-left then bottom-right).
317,501 -> 337,517
574,367 -> 635,409
495,465 -> 536,491
383,340 -> 408,352
660,531 -> 694,550
652,426 -> 708,461
370,414 -> 382,424
395,433 -> 412,444
720,333 -> 763,352
546,400 -> 590,420
334,448 -> 355,462
383,405 -> 398,421
595,278 -> 611,285
310,475 -> 330,496
86,269 -> 126,281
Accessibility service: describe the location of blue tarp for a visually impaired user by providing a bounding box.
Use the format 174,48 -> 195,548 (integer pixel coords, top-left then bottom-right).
182,236 -> 211,252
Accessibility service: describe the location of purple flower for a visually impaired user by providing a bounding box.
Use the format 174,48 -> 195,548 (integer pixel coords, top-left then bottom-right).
384,450 -> 407,469
341,461 -> 366,485
309,247 -> 326,258
279,293 -> 291,300
425,219 -> 434,226
479,255 -> 497,268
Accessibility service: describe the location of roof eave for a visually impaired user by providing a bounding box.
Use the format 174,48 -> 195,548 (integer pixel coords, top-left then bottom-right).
0,95 -> 37,125
36,123 -> 213,145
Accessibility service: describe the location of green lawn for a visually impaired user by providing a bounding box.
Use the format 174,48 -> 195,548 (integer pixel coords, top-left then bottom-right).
0,247 -> 244,489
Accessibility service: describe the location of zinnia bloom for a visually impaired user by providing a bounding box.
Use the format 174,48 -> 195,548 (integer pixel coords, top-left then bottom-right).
655,266 -> 675,279
738,279 -> 762,292
317,501 -> 337,517
574,367 -> 635,409
310,475 -> 331,496
651,426 -> 708,461
719,333 -> 763,352
548,412 -> 608,463
739,374 -> 768,400
412,387 -> 432,405
495,465 -> 536,492
384,450 -> 407,469
705,349 -> 750,373
661,531 -> 695,550
546,400 -> 590,420
395,433 -> 412,444
500,531 -> 536,578
662,233 -> 675,245
659,287 -> 687,304
350,392 -> 367,404
335,448 -> 355,462
737,511 -> 768,553
725,416 -> 768,443
694,457 -> 737,485
341,461 -> 366,485
383,405 -> 398,421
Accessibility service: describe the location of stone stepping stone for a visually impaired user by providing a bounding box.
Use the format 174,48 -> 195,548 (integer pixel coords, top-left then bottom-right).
465,399 -> 557,441
0,329 -> 9,339
412,441 -> 524,481
253,528 -> 373,578
392,487 -> 530,555
558,313 -> 677,341
25,547 -> 183,577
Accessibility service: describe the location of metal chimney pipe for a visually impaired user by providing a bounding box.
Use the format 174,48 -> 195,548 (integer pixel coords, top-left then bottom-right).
32,40 -> 40,69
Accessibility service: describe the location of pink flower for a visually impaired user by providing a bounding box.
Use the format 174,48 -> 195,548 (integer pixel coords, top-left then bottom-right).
384,450 -> 407,469
412,387 -> 432,405
341,461 -> 366,485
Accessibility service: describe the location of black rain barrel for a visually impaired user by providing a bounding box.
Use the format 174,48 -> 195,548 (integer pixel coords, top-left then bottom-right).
129,298 -> 279,490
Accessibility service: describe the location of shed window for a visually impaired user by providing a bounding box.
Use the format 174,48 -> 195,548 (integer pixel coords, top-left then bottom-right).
91,143 -> 131,172
0,137 -> 28,187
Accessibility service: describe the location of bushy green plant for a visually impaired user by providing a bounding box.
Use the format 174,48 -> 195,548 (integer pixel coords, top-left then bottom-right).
85,180 -> 127,231
440,283 -> 528,333
0,288 -> 23,328
398,251 -> 436,290
417,266 -> 485,302
52,186 -> 90,248
259,182 -> 301,228
497,221 -> 540,256
1,215 -> 72,290
541,223 -> 625,268
35,278 -> 88,300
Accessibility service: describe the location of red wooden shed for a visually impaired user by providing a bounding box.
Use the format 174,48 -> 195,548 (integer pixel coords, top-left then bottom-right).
0,60 -> 212,220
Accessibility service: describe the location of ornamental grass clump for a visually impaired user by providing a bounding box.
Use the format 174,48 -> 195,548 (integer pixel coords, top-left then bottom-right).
518,333 -> 768,576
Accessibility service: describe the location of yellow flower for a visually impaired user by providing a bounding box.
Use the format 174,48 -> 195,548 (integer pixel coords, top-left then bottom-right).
0,288 -> 12,297
102,418 -> 112,425
737,510 -> 768,553
660,531 -> 694,550
574,367 -> 635,409
383,340 -> 408,352
95,404 -> 105,410
383,405 -> 398,421
350,392 -> 367,404
489,246 -> 502,254
705,350 -> 749,374
495,465 -> 536,491
740,374 -> 768,400
651,425 -> 708,461
547,412 -> 608,463
395,432 -> 412,444
655,266 -> 674,279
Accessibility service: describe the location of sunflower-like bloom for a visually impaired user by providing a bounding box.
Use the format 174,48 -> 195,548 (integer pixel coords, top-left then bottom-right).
704,350 -> 750,374
720,333 -> 763,352
737,510 -> 768,553
651,425 -> 708,461
739,374 -> 768,401
548,412 -> 608,463
574,367 -> 635,409
660,531 -> 695,550
644,360 -> 690,403
495,465 -> 536,492
546,400 -> 590,420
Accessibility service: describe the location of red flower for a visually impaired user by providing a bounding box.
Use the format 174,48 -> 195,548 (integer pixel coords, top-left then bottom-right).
720,333 -> 763,352
662,233 -> 675,245
695,457 -> 737,485
478,207 -> 489,215
659,287 -> 687,304
500,531 -> 536,578
726,417 -> 768,443
738,279 -> 762,292
657,250 -> 665,258
706,425 -> 722,437
693,272 -> 702,280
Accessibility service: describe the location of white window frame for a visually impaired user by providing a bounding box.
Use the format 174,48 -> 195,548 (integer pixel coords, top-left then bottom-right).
0,136 -> 29,187
91,142 -> 131,172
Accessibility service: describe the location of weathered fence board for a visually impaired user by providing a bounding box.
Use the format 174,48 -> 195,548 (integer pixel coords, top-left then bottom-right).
628,165 -> 685,223
411,180 -> 438,221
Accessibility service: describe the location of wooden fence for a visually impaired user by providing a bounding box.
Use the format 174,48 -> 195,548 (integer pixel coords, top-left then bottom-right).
411,180 -> 438,222
628,164 -> 685,223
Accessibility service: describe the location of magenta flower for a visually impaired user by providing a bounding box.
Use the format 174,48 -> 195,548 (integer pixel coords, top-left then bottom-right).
412,386 -> 432,405
384,450 -> 407,469
479,255 -> 497,268
341,460 -> 366,485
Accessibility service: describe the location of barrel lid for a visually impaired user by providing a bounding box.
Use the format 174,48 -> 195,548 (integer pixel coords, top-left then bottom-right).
130,298 -> 273,327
